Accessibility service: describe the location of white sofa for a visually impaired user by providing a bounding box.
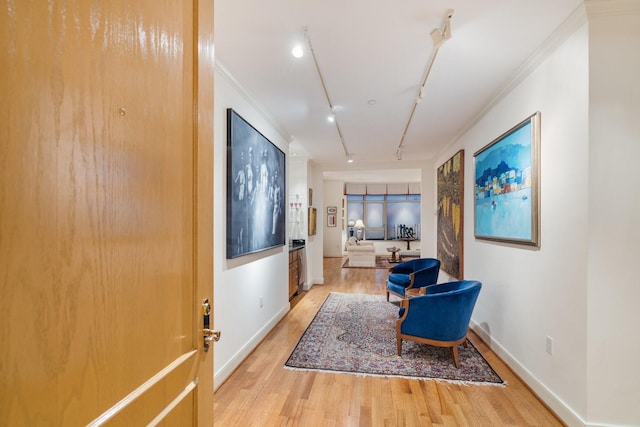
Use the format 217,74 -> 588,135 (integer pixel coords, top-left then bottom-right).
345,237 -> 375,267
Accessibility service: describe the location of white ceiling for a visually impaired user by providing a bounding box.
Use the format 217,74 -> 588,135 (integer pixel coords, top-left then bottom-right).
214,1 -> 582,182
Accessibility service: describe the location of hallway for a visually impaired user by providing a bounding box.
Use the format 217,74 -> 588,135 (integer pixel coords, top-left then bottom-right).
213,257 -> 562,426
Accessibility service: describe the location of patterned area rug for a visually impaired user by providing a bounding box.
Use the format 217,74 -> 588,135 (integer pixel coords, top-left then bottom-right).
285,292 -> 503,385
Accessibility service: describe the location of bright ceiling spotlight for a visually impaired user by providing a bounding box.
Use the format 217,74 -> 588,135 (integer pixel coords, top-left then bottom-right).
328,114 -> 335,123
347,154 -> 354,163
291,45 -> 304,58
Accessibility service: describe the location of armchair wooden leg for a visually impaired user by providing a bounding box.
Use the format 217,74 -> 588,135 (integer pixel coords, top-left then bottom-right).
397,338 -> 403,356
386,291 -> 390,302
451,345 -> 460,368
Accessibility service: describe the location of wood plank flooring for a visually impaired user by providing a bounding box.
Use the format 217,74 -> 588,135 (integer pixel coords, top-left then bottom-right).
213,257 -> 564,426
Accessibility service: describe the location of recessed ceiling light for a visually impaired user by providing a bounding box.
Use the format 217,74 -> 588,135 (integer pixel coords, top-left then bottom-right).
367,99 -> 376,105
291,45 -> 304,58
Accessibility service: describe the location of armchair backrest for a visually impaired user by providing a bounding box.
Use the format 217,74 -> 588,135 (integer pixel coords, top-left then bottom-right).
412,258 -> 440,287
402,280 -> 481,342
390,257 -> 440,288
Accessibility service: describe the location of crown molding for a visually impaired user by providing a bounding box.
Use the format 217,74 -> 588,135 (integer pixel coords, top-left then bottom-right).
585,0 -> 640,17
215,59 -> 292,145
443,3 -> 589,158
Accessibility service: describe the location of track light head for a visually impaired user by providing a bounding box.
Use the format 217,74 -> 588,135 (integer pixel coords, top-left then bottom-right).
430,9 -> 454,49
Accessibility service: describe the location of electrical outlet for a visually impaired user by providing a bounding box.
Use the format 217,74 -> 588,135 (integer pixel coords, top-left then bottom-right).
259,296 -> 263,308
546,336 -> 553,355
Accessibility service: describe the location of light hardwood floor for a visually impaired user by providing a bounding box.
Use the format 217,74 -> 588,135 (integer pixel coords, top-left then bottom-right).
213,257 -> 564,426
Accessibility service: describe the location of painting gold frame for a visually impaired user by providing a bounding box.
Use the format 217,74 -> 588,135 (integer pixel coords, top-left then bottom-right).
308,207 -> 317,236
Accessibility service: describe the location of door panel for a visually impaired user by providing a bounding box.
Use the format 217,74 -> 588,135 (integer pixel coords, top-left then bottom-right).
0,0 -> 214,424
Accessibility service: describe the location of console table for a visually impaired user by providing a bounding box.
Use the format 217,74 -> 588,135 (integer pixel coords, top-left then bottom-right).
400,238 -> 416,250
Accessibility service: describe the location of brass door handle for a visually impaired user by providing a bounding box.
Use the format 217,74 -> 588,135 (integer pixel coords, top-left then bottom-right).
203,328 -> 221,343
202,298 -> 220,351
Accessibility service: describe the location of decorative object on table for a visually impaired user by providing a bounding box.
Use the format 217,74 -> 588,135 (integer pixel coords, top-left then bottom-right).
397,280 -> 482,368
354,219 -> 366,240
308,207 -> 317,236
437,149 -> 464,279
285,292 -> 502,385
386,258 -> 440,301
396,224 -> 418,249
347,220 -> 355,237
226,108 -> 286,259
396,224 -> 416,240
474,112 -> 541,246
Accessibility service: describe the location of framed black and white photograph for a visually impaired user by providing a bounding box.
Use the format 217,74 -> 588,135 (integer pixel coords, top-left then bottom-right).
227,108 -> 286,259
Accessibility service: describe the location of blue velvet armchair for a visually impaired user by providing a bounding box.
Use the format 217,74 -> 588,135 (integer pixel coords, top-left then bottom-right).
386,258 -> 441,301
396,280 -> 482,368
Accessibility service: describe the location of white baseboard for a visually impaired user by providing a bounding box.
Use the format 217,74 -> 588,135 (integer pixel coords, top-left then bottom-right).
306,277 -> 324,288
214,304 -> 289,390
469,320 -> 586,427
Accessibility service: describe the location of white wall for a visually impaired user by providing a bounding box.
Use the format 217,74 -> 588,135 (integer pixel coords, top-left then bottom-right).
213,65 -> 291,389
586,3 -> 640,425
323,180 -> 345,257
287,158 -> 308,242
445,19 -> 590,425
434,3 -> 640,425
287,157 -> 322,288
420,162 -> 438,259
307,166 -> 324,285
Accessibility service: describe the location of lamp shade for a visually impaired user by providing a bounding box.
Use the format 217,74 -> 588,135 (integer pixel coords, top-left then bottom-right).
347,220 -> 355,227
354,219 -> 365,228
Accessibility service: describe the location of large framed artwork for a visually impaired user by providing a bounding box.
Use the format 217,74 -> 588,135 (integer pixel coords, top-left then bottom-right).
226,108 -> 286,259
474,112 -> 541,246
437,150 -> 464,279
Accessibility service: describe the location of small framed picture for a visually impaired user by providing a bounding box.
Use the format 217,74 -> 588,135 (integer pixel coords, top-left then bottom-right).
327,206 -> 337,214
327,214 -> 336,227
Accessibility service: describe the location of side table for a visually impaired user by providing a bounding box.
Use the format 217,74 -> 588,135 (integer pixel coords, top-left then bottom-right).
386,246 -> 401,263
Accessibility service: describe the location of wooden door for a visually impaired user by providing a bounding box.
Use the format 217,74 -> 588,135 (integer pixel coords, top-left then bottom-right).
0,0 -> 215,425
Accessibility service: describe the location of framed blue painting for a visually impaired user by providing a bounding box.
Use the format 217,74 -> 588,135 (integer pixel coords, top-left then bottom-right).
473,112 -> 541,247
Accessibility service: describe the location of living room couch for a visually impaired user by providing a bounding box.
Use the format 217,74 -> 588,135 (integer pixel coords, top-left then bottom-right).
345,237 -> 375,267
